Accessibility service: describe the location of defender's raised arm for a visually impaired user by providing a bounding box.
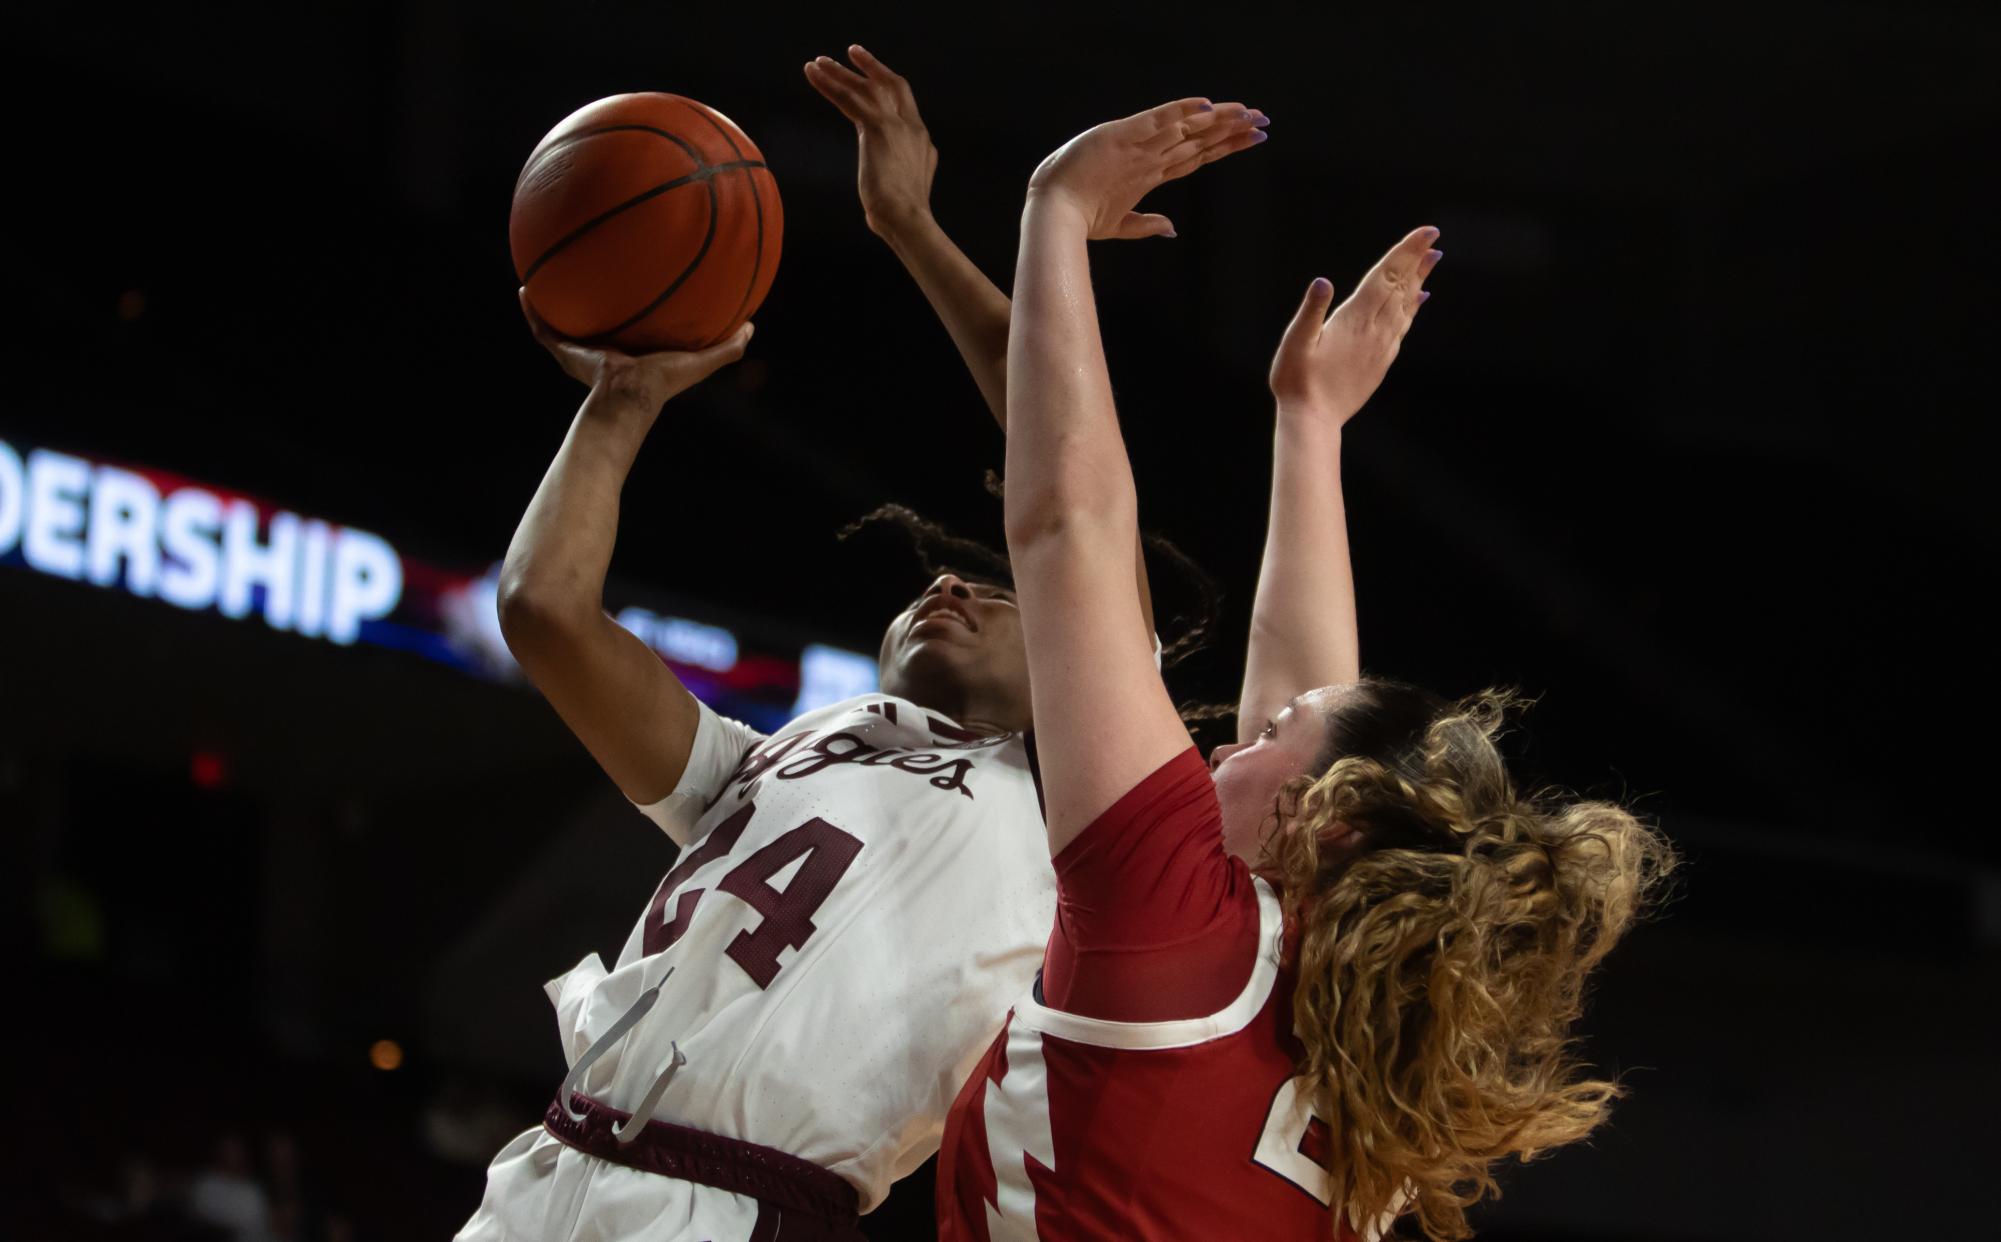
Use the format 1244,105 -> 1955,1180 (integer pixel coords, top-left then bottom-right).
1000,99 -> 1265,851
1238,228 -> 1441,741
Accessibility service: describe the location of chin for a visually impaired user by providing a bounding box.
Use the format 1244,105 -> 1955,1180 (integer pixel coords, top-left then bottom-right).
894,636 -> 970,676
881,641 -> 969,703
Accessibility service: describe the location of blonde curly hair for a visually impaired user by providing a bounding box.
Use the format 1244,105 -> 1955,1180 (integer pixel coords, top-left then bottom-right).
1263,684 -> 1675,1241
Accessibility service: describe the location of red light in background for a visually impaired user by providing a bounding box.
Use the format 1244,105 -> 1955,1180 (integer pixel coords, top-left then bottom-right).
191,752 -> 227,790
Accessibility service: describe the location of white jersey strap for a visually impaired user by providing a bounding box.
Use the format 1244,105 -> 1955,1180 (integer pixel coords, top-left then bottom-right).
1010,877 -> 1284,1050
631,699 -> 765,846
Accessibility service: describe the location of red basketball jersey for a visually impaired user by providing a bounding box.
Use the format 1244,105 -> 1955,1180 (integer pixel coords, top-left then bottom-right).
938,748 -> 1380,1241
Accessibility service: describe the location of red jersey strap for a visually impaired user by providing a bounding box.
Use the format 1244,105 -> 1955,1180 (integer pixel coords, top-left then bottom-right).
1014,877 -> 1285,1050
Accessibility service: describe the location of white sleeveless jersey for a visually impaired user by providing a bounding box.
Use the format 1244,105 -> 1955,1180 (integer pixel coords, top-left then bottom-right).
477,693 -> 1056,1218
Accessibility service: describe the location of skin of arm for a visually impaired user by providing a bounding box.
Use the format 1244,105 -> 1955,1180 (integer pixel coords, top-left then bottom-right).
1237,230 -> 1442,742
1000,99 -> 1264,853
497,296 -> 752,804
804,46 -> 1162,637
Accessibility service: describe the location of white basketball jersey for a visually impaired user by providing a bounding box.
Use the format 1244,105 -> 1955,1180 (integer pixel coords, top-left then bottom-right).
511,693 -> 1055,1214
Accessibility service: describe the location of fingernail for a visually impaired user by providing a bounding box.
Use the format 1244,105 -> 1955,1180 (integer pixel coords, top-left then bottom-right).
1251,129 -> 1269,143
1422,226 -> 1441,240
1251,114 -> 1271,128
1197,102 -> 1214,111
1417,290 -> 1432,303
1311,277 -> 1333,295
1163,229 -> 1178,239
1426,249 -> 1443,263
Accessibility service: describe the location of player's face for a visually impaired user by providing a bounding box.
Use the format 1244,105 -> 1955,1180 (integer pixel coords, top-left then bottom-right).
1210,685 -> 1365,865
876,573 -> 1032,726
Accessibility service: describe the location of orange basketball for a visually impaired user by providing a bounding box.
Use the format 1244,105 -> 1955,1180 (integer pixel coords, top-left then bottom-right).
510,93 -> 782,352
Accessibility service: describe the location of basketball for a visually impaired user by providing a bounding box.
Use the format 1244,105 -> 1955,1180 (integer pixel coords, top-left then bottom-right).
510,93 -> 782,353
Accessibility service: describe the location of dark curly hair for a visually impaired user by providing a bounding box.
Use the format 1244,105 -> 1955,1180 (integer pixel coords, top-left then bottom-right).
836,474 -> 1222,670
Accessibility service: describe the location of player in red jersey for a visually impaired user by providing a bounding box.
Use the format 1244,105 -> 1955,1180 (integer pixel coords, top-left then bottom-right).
939,99 -> 1675,1240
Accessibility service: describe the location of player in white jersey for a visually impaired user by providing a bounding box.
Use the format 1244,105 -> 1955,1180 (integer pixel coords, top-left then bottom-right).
459,46 -> 1188,1242
461,688 -> 1057,1240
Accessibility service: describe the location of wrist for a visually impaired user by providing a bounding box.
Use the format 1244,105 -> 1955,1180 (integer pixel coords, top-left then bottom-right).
1274,400 -> 1355,436
869,201 -> 936,243
1022,187 -> 1090,231
581,379 -> 667,438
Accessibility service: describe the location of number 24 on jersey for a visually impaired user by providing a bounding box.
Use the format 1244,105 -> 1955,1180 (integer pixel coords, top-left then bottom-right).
640,799 -> 863,988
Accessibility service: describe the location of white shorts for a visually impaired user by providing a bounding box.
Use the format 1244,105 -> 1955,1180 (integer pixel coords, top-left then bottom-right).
457,1126 -> 766,1242
457,1104 -> 866,1242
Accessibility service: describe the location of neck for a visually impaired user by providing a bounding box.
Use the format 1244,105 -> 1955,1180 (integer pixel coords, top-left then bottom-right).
884,678 -> 1028,736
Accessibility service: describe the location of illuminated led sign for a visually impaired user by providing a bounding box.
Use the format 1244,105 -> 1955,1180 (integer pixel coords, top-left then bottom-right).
0,438 -> 399,643
1,436 -> 876,728
616,608 -> 738,672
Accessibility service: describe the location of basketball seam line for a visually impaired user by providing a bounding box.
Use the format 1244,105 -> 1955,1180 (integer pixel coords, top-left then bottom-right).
517,123 -> 707,186
684,103 -> 769,340
597,178 -> 722,341
520,159 -> 766,284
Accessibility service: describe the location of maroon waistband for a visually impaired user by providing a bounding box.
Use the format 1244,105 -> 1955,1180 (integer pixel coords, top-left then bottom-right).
541,1092 -> 859,1226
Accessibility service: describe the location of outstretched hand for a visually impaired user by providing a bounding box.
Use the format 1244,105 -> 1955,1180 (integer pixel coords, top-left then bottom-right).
1026,98 -> 1268,240
803,45 -> 937,240
1268,227 -> 1442,423
519,290 -> 752,410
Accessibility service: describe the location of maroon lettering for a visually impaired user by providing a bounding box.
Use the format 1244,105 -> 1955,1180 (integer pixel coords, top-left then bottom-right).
722,717 -> 999,803
725,733 -> 810,795
641,801 -> 753,955
641,800 -> 867,990
655,890 -> 703,953
718,818 -> 866,989
888,752 -> 977,798
771,731 -> 879,780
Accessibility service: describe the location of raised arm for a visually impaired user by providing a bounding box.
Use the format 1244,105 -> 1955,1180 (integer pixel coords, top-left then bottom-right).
1237,230 -> 1440,741
1002,100 -> 1265,853
804,45 -> 1163,637
805,46 -> 1011,424
496,295 -> 751,803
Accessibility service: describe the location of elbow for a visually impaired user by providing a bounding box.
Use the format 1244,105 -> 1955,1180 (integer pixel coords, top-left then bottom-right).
1003,475 -> 1135,552
496,570 -> 596,652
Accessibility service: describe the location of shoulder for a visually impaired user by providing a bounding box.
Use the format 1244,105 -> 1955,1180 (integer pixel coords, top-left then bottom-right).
1025,877 -> 1286,1048
1054,746 -> 1216,868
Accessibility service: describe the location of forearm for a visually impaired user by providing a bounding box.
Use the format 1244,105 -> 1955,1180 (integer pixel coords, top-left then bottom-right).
880,212 -> 1013,428
889,208 -> 1157,632
1002,199 -> 1187,847
1003,197 -> 1136,545
1237,410 -> 1359,741
498,386 -> 658,627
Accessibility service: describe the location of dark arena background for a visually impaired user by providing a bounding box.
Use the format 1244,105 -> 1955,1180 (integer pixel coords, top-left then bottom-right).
3,3 -> 1993,1239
